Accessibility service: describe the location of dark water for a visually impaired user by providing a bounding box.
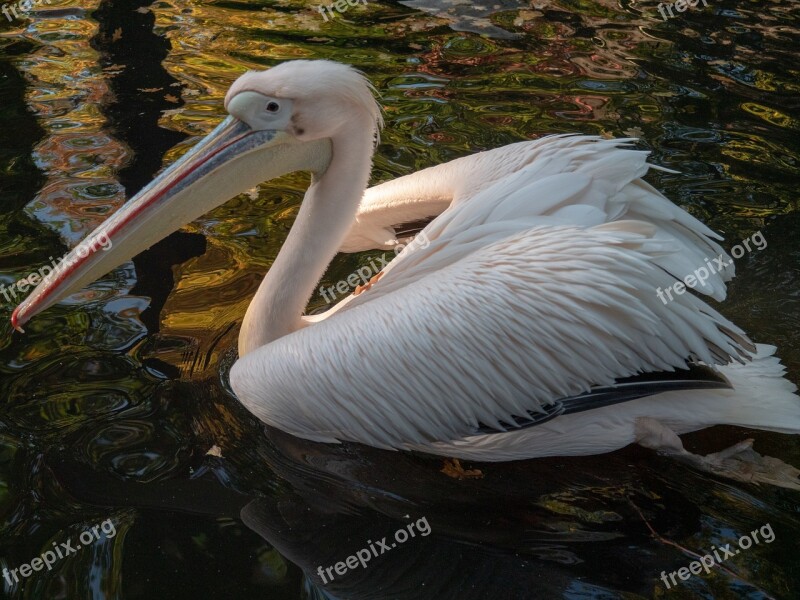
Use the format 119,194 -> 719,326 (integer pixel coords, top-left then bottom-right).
1,0 -> 799,598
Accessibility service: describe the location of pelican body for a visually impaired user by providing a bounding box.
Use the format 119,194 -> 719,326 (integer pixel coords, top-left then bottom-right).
12,61 -> 800,479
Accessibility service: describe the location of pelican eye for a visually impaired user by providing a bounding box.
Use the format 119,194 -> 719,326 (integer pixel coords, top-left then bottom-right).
266,101 -> 280,113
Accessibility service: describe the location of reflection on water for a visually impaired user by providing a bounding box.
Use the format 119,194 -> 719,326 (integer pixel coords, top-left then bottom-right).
0,0 -> 798,598
46,402 -> 800,599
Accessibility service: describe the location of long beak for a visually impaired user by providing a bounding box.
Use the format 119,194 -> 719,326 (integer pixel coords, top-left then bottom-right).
11,116 -> 331,331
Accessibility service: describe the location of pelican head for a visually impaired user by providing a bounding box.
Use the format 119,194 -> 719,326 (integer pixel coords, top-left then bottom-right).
11,60 -> 382,332
224,60 -> 382,143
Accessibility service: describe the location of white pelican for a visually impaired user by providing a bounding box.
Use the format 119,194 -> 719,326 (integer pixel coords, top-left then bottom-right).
12,61 -> 800,485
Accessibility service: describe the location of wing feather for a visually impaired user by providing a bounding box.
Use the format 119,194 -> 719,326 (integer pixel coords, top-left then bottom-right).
231,224 -> 752,449
348,136 -> 733,300
232,136 -> 750,448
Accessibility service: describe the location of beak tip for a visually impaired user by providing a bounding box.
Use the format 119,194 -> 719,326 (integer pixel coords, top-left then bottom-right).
11,308 -> 26,334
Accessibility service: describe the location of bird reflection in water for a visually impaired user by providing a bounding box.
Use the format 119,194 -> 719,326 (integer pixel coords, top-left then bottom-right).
45,384 -> 787,600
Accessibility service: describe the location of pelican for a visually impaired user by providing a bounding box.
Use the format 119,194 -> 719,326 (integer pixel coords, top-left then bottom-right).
12,61 -> 800,485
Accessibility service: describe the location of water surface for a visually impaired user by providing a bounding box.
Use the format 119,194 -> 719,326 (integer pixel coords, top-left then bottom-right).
0,0 -> 799,598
